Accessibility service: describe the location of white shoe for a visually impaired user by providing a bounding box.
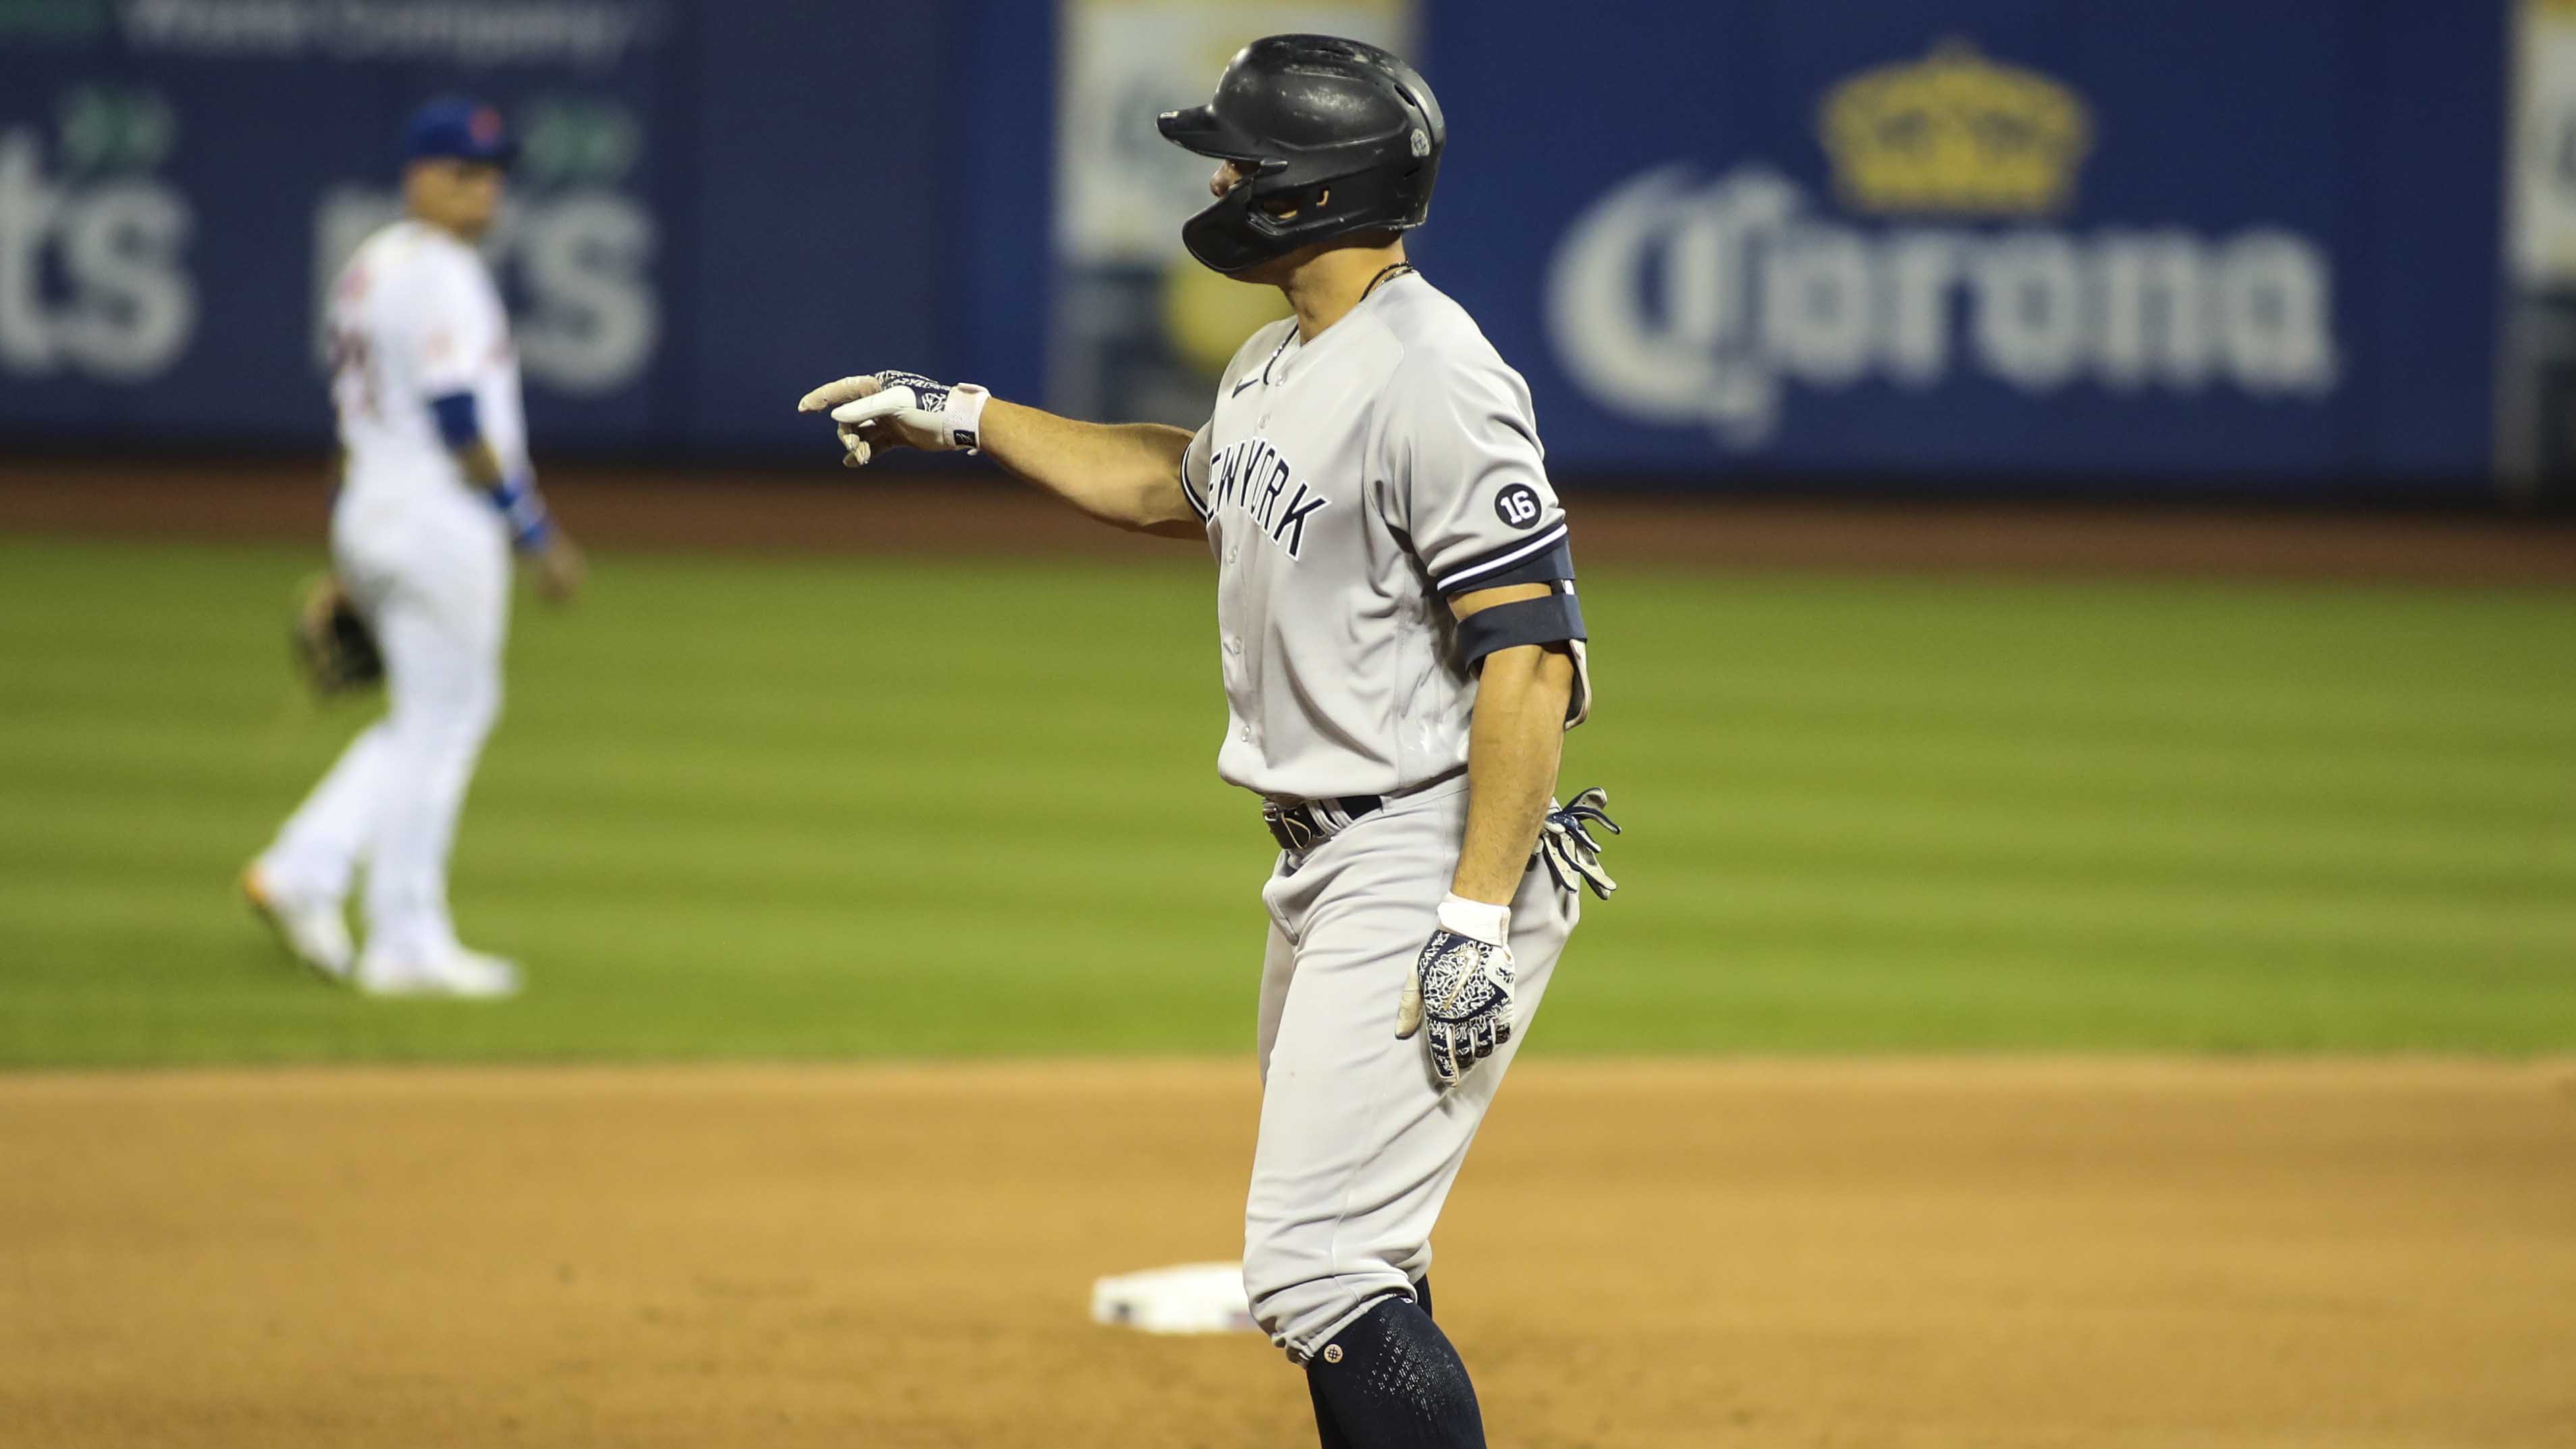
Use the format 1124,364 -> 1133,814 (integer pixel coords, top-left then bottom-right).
354,945 -> 522,999
241,865 -> 354,980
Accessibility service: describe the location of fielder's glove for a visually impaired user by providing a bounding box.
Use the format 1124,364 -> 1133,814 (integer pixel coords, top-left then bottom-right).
291,574 -> 381,697
1534,787 -> 1621,899
1396,894 -> 1516,1091
795,371 -> 990,467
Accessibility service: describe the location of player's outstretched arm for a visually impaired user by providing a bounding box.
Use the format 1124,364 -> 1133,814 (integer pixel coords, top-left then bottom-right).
979,397 -> 1206,539
796,372 -> 1202,538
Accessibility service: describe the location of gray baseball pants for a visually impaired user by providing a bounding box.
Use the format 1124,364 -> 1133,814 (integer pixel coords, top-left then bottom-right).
1242,776 -> 1580,1362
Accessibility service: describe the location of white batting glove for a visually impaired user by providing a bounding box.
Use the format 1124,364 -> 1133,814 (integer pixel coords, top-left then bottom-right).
1396,894 -> 1517,1091
795,371 -> 990,467
1534,787 -> 1621,899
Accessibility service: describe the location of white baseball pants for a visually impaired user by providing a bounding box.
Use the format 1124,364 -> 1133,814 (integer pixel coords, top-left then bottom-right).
259,483 -> 510,963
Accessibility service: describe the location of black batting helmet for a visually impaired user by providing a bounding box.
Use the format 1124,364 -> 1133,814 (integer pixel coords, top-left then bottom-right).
1156,34 -> 1446,275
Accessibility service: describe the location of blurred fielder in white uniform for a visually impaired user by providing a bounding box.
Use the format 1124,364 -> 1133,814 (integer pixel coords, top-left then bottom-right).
244,98 -> 583,997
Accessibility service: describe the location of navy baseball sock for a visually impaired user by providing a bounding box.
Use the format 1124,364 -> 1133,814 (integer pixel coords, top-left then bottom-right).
1305,1277 -> 1434,1449
1304,1288 -> 1483,1449
1306,1367 -> 1352,1449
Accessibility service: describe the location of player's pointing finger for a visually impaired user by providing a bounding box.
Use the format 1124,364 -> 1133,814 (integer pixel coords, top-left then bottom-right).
828,388 -> 916,425
795,373 -> 884,414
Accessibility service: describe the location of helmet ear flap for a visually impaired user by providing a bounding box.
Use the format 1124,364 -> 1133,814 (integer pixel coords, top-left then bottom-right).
1180,186 -> 1279,274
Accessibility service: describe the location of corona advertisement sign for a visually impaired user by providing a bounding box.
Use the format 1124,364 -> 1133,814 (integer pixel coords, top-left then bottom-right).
1546,41 -> 2337,453
1424,5 -> 2504,485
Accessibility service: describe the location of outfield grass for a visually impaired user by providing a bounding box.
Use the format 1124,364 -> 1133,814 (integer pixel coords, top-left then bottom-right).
2,535 -> 2570,1066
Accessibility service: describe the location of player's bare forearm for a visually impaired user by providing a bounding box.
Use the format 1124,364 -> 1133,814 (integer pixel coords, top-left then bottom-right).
1451,639 -> 1576,905
453,439 -> 505,489
451,440 -> 576,598
977,399 -> 1204,537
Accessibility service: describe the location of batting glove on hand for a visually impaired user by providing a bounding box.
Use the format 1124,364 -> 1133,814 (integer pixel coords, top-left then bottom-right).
795,371 -> 990,467
1534,786 -> 1621,899
1397,894 -> 1517,1091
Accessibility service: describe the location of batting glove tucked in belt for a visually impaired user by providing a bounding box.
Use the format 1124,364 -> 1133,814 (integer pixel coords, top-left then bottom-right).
1534,786 -> 1621,899
795,371 -> 990,467
1397,894 -> 1516,1091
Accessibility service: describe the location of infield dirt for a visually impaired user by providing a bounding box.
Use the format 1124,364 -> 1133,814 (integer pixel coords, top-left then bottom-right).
5,1059 -> 2571,1448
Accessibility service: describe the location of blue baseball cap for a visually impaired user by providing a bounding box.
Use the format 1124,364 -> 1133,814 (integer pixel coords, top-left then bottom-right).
400,97 -> 515,168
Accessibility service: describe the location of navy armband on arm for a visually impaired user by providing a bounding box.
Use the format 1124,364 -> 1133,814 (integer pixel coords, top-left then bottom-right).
430,391 -> 482,450
1456,587 -> 1586,670
489,473 -> 555,552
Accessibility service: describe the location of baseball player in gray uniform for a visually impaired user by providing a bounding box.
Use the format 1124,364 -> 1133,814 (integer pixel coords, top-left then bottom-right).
799,36 -> 1618,1449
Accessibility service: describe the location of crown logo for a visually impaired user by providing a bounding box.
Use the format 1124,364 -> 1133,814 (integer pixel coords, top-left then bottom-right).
1819,39 -> 2092,216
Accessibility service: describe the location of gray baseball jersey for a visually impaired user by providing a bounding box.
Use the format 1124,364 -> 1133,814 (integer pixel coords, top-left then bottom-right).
1179,271 -> 1596,1363
1179,271 -> 1592,804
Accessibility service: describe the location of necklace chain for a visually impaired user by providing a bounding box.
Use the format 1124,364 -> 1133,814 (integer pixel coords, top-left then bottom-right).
1360,262 -> 1417,301
1261,263 -> 1418,389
